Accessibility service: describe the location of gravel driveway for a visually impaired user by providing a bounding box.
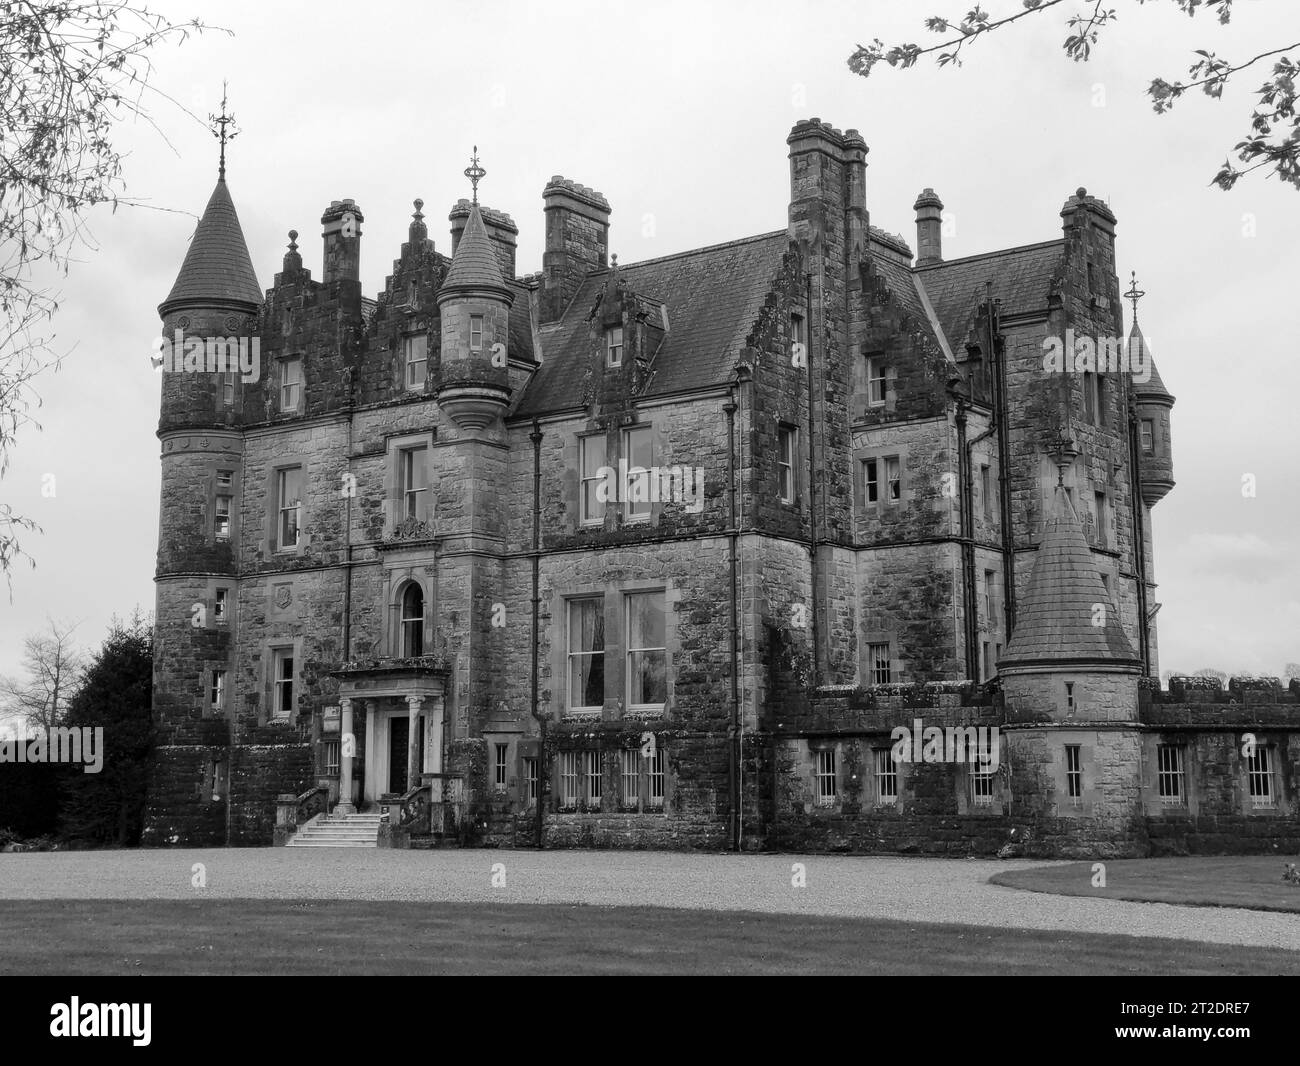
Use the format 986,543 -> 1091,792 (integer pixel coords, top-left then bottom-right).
2,848 -> 1296,950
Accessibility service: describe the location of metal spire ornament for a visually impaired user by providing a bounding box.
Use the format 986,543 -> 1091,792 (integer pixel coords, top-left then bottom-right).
464,146 -> 486,205
209,81 -> 239,181
1123,270 -> 1146,325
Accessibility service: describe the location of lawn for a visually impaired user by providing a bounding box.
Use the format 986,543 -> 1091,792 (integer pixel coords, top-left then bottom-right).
1,899 -> 1296,975
990,856 -> 1300,913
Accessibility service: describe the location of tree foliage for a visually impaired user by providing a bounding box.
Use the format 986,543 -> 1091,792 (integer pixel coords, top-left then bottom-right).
59,610 -> 153,846
0,616 -> 85,734
847,0 -> 1300,190
1,3 -> 217,583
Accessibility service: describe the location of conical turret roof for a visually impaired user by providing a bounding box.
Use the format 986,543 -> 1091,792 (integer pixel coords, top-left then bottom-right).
439,203 -> 511,300
159,178 -> 262,314
1000,485 -> 1141,671
1129,321 -> 1174,404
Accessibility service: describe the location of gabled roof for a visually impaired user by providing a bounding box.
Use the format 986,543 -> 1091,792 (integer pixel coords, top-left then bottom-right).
440,203 -> 511,298
916,240 -> 1064,351
1000,485 -> 1141,670
1128,321 -> 1174,403
160,178 -> 262,313
513,231 -> 790,417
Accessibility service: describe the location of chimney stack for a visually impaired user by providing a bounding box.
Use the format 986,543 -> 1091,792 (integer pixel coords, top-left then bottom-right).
913,188 -> 944,267
540,177 -> 610,323
320,198 -> 363,284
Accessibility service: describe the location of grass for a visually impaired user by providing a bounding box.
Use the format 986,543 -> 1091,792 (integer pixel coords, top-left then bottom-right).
990,856 -> 1300,913
1,899 -> 1296,975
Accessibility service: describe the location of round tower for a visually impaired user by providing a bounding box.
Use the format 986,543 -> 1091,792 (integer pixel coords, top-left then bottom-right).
145,164 -> 261,847
1129,321 -> 1175,507
435,199 -> 513,429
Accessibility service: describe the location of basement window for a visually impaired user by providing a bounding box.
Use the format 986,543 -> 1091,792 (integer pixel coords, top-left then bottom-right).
1248,746 -> 1276,809
874,748 -> 898,806
814,748 -> 837,807
1156,744 -> 1185,805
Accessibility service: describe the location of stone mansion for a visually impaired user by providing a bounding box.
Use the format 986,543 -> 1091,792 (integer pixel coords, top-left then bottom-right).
142,119 -> 1300,856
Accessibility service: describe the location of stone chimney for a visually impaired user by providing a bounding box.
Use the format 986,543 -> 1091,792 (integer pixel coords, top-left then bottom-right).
540,177 -> 610,323
786,118 -> 869,270
321,198 -> 363,284
913,188 -> 944,267
449,199 -> 518,280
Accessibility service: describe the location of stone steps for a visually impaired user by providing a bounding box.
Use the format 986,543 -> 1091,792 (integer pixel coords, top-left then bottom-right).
285,812 -> 382,848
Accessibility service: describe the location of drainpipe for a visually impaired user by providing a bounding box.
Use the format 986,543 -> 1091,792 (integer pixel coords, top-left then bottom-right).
964,409 -> 998,683
529,420 -> 546,848
955,397 -> 977,682
804,270 -> 820,685
724,383 -> 741,851
987,289 -> 1016,633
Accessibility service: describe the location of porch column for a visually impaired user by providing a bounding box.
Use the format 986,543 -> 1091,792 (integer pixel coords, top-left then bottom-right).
406,695 -> 422,792
428,693 -> 445,776
337,697 -> 356,814
363,700 -> 376,806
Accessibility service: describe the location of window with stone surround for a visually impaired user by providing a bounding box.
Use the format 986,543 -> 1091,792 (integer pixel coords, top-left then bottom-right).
866,356 -> 888,407
559,751 -> 581,806
970,746 -> 996,807
214,587 -> 229,624
1065,745 -> 1083,805
523,757 -> 538,805
324,740 -> 340,777
626,590 -> 666,713
399,583 -> 424,657
980,463 -> 992,520
1156,744 -> 1185,805
1094,491 -> 1110,549
863,456 -> 901,505
399,445 -> 429,521
623,425 -> 652,522
494,743 -> 508,791
214,494 -> 232,540
983,569 -> 996,624
210,669 -> 226,715
868,642 -> 892,685
404,333 -> 428,390
279,356 -> 302,413
778,425 -> 797,504
567,597 -> 606,714
579,434 -> 606,525
470,314 -> 484,351
1248,745 -> 1276,809
874,747 -> 898,805
585,750 -> 602,804
1140,419 -> 1155,455
620,749 -> 640,806
271,648 -> 295,720
814,748 -> 837,807
221,372 -> 236,407
648,747 -> 665,808
790,313 -> 805,359
606,325 -> 624,368
275,466 -> 303,551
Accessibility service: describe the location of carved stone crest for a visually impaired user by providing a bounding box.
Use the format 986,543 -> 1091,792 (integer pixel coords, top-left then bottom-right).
274,584 -> 293,609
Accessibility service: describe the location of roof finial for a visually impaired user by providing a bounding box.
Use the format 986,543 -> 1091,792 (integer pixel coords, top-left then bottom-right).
1047,435 -> 1079,488
287,229 -> 298,252
1123,270 -> 1146,325
464,146 -> 486,206
209,81 -> 239,181
611,252 -> 618,269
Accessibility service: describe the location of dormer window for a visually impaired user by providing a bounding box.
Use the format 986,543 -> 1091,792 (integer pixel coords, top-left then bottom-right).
404,334 -> 428,390
280,357 -> 302,413
866,357 -> 888,407
606,326 -> 624,368
470,314 -> 484,351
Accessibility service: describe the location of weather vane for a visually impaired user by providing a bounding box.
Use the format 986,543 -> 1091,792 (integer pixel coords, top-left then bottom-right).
464,145 -> 486,205
209,81 -> 239,181
1123,270 -> 1146,324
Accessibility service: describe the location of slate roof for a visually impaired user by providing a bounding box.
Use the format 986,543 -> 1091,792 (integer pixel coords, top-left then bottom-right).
441,203 -> 511,296
1000,485 -> 1141,669
916,240 -> 1064,351
160,178 -> 263,312
1128,321 -> 1174,403
513,230 -> 791,417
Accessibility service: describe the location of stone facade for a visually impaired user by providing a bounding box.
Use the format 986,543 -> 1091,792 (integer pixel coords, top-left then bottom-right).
142,119 -> 1298,856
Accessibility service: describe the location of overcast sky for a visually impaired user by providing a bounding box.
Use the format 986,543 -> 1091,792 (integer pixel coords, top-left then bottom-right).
2,0 -> 1297,685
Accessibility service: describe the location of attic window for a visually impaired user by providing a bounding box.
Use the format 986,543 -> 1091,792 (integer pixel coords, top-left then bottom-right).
606,326 -> 624,368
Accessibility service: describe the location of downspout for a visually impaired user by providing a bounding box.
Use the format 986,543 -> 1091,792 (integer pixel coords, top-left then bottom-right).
724,384 -> 741,851
964,412 -> 998,682
1127,394 -> 1151,673
805,270 -> 820,685
955,398 -> 977,681
988,289 -> 1016,633
529,420 -> 546,848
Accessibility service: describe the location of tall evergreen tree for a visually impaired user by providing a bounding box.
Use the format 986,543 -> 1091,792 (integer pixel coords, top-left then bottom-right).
60,612 -> 154,846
